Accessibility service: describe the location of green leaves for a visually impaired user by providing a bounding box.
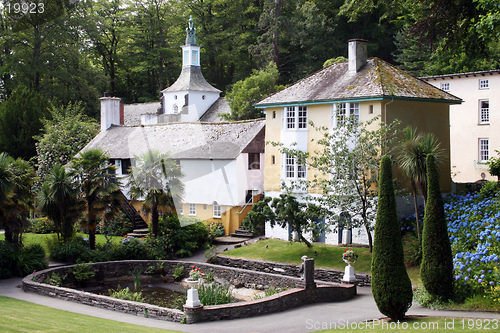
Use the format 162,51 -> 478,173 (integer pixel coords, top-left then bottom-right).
224,62 -> 283,121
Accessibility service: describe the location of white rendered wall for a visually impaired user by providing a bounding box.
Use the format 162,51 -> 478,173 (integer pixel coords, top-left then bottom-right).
163,90 -> 219,122
425,74 -> 500,182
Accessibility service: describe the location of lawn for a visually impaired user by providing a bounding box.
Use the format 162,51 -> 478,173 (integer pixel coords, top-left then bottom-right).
224,238 -> 373,274
0,233 -> 123,254
0,296 -> 184,333
313,316 -> 499,332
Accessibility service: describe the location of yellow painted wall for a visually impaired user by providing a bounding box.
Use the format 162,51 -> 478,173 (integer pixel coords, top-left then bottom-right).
264,107 -> 284,192
385,100 -> 452,192
264,99 -> 452,194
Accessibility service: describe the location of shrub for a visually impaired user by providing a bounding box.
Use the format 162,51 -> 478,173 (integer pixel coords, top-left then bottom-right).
420,154 -> 454,301
47,236 -> 88,262
0,241 -> 48,278
371,155 -> 413,321
206,221 -> 224,240
97,212 -> 133,237
478,181 -> 499,200
146,216 -> 211,259
0,241 -> 16,278
70,262 -> 95,283
446,193 -> 500,302
14,244 -> 48,276
110,238 -> 148,260
26,217 -> 57,234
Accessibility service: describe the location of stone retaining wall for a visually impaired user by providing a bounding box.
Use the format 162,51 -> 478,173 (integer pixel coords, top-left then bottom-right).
215,255 -> 371,286
22,260 -> 356,324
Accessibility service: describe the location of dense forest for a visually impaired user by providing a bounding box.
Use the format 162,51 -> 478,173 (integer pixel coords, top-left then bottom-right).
1,0 -> 500,159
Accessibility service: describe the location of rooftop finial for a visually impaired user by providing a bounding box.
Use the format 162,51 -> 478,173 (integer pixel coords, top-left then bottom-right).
186,15 -> 197,45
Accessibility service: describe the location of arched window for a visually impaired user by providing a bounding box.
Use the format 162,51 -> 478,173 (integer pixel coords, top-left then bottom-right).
173,104 -> 178,114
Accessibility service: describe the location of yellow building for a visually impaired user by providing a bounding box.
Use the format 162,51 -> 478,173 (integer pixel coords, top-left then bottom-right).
255,39 -> 461,245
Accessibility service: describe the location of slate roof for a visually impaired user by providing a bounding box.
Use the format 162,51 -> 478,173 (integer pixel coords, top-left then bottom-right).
161,66 -> 221,93
81,119 -> 265,160
255,58 -> 461,107
123,102 -> 160,126
199,97 -> 230,122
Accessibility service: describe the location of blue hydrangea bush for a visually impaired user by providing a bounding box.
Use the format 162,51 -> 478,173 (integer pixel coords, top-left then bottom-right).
445,193 -> 500,302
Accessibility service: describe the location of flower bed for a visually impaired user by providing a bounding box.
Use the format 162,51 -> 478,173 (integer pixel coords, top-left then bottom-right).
445,193 -> 500,301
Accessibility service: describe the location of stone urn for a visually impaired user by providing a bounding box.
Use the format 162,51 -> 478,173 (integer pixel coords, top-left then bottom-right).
185,278 -> 199,289
184,278 -> 201,307
342,260 -> 356,283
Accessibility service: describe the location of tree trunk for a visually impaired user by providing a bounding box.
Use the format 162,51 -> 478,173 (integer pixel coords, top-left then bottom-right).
151,203 -> 159,237
412,186 -> 422,244
88,217 -> 96,250
365,224 -> 373,253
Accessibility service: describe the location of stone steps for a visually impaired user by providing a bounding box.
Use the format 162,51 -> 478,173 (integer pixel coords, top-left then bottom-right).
230,229 -> 253,238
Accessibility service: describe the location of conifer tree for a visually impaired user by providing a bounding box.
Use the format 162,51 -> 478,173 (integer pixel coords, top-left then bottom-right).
420,154 -> 454,300
371,155 -> 413,321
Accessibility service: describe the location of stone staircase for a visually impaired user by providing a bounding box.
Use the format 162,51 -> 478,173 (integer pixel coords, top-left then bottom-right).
230,228 -> 254,238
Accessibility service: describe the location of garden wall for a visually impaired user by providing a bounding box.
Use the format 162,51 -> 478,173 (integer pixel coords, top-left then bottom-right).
216,255 -> 371,286
22,260 -> 356,324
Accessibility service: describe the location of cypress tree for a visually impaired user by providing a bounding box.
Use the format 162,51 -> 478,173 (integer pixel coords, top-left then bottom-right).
420,154 -> 454,300
372,155 -> 413,321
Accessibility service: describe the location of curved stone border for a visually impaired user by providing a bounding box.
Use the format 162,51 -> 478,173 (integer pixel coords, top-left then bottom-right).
216,255 -> 371,286
22,260 -> 356,324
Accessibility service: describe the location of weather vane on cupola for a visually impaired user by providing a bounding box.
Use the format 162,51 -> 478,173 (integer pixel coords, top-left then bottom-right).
186,15 -> 197,45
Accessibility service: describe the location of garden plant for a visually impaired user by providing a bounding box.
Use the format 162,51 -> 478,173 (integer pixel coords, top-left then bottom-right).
371,155 -> 413,321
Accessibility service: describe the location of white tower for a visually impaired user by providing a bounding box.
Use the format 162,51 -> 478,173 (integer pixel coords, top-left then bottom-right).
161,16 -> 221,122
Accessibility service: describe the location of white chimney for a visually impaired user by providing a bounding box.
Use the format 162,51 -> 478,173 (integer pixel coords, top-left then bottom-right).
348,39 -> 368,74
100,93 -> 123,131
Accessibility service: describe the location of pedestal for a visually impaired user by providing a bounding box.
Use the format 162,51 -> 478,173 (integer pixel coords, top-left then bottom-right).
185,287 -> 201,307
342,264 -> 356,283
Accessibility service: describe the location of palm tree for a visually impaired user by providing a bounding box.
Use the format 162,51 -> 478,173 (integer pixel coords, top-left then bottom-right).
397,126 -> 444,242
38,164 -> 80,240
126,150 -> 184,237
0,156 -> 36,246
70,149 -> 121,250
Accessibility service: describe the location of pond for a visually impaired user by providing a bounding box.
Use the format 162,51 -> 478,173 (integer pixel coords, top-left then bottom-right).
88,283 -> 187,309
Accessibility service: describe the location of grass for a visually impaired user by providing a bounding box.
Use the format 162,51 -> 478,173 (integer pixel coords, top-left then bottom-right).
224,238 -> 373,273
0,296 -> 184,333
313,316 -> 499,332
0,233 -> 123,254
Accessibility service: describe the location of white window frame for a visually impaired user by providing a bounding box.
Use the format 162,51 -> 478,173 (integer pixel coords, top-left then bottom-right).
479,79 -> 489,89
285,106 -> 307,130
440,82 -> 450,91
188,204 -> 196,216
178,205 -> 183,216
284,154 -> 306,179
333,102 -> 360,126
213,202 -> 221,218
479,138 -> 489,163
479,100 -> 490,124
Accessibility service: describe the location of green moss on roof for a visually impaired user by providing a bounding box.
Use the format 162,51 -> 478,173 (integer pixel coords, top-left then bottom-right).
255,58 -> 461,107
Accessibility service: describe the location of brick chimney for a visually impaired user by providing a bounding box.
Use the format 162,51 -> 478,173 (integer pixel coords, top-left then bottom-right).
99,93 -> 123,131
348,39 -> 368,74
